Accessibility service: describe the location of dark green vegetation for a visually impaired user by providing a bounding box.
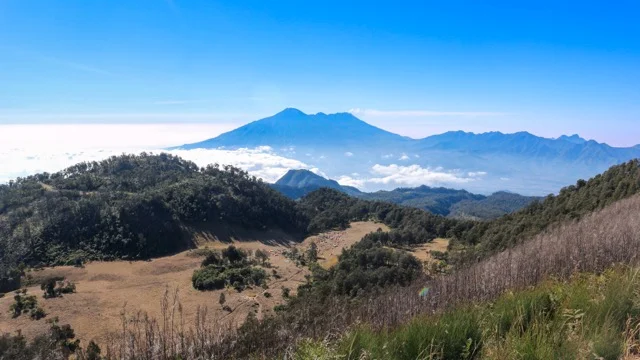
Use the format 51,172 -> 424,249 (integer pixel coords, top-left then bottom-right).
453,159 -> 640,258
41,278 -> 76,299
191,246 -> 268,291
0,153 -> 305,291
272,169 -> 538,220
297,187 -> 461,241
4,154 -> 640,359
298,237 -> 422,298
9,289 -> 45,320
296,268 -> 640,360
0,318 -> 88,360
359,187 -> 538,219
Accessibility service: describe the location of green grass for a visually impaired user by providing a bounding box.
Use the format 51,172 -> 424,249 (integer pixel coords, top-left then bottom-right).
294,267 -> 640,360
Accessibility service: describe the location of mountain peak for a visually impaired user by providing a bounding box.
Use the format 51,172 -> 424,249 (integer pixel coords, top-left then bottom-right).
558,134 -> 587,144
275,108 -> 307,116
178,108 -> 409,150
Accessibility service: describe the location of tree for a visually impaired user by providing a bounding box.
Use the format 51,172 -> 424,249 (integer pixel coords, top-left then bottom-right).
222,246 -> 245,264
85,340 -> 102,360
306,242 -> 318,263
41,279 -> 57,299
255,249 -> 269,265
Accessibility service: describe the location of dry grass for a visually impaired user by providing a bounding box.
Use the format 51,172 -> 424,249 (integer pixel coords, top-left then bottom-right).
302,222 -> 390,269
406,238 -> 450,263
0,221 -> 384,345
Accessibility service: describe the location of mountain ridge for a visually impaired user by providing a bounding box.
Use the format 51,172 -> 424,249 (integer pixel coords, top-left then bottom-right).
175,108 -> 640,195
272,169 -> 539,219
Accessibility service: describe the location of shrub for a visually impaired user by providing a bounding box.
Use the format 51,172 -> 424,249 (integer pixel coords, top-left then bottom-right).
282,287 -> 290,298
255,249 -> 270,265
30,307 -> 46,320
85,340 -> 102,360
41,278 -> 76,298
192,265 -> 267,291
201,252 -> 222,267
9,290 -> 39,319
222,245 -> 246,264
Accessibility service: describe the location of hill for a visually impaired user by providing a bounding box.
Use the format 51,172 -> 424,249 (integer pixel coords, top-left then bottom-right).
0,154 -> 307,291
272,170 -> 538,219
271,169 -> 362,198
175,109 -> 640,195
451,159 -> 640,260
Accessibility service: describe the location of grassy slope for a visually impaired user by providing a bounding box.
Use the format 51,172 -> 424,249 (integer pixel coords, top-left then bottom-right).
292,193 -> 640,360
298,267 -> 640,359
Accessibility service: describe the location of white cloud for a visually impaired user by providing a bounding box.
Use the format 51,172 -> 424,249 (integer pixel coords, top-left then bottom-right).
399,153 -> 410,161
0,146 -> 311,184
468,171 -> 488,177
348,108 -> 508,117
338,164 -> 483,189
344,152 -> 354,157
382,153 -> 394,159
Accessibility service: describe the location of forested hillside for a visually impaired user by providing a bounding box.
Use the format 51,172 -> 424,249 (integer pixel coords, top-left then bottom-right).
359,186 -> 538,219
0,154 -> 306,291
272,171 -> 538,220
452,159 -> 640,259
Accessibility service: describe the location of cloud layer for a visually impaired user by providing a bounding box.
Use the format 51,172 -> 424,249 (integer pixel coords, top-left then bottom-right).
0,146 -> 311,184
338,164 -> 485,188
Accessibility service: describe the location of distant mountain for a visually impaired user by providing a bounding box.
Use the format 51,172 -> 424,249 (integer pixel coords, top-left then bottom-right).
179,108 -> 410,150
271,169 -> 539,219
175,109 -> 640,195
558,134 -> 587,145
271,169 -> 361,198
276,169 -> 343,189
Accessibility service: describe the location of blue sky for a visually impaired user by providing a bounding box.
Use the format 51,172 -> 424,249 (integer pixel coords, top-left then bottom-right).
1,0 -> 639,145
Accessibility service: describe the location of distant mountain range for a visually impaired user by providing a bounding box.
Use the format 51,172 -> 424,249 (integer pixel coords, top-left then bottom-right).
177,108 -> 640,195
271,169 -> 539,220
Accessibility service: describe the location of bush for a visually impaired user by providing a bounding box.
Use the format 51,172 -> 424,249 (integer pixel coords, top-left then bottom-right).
30,307 -> 46,320
9,290 -> 40,319
41,278 -> 75,298
192,265 -> 267,291
201,252 -> 222,267
282,287 -> 290,298
222,246 -> 246,264
255,249 -> 270,265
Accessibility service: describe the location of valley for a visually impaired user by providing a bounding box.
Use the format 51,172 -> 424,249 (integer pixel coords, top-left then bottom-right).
0,221 -> 386,344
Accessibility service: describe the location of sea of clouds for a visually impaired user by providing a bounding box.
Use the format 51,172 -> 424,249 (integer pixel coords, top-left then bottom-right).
0,124 -> 484,189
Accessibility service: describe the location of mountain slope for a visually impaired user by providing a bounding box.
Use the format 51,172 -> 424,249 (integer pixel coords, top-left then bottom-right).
272,169 -> 361,198
175,109 -> 640,195
276,169 -> 344,190
179,108 -> 411,150
453,159 -> 640,258
0,154 -> 307,291
272,170 -> 538,219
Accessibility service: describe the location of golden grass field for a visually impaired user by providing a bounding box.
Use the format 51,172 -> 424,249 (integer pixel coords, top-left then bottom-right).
0,221 -> 385,344
407,238 -> 450,263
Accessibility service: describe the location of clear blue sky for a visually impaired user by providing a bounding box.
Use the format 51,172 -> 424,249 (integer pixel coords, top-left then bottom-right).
1,0 -> 639,145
